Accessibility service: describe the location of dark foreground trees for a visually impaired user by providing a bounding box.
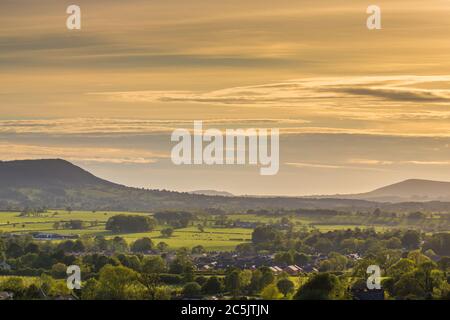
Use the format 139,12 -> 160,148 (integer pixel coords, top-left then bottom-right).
294,273 -> 345,300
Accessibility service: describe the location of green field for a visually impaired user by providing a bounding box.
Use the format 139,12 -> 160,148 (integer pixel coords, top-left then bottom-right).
0,210 -> 253,251
0,210 -> 439,251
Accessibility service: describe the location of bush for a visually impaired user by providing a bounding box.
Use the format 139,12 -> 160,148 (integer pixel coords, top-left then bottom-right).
159,274 -> 183,285
182,282 -> 202,297
131,237 -> 153,253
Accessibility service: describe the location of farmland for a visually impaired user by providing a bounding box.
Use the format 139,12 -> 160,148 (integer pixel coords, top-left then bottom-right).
0,209 -> 438,251
0,210 -> 253,251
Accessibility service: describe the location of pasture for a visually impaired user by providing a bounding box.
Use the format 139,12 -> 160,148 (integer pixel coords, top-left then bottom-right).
0,210 -> 252,251
0,210 -> 428,251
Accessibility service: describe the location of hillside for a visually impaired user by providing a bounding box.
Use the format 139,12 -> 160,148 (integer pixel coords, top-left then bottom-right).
338,179 -> 450,202
0,159 -> 449,212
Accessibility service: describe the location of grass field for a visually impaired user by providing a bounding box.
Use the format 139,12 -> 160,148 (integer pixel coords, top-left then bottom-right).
0,210 -> 430,251
0,210 -> 253,251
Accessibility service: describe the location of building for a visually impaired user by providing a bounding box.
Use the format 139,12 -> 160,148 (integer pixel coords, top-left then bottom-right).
283,265 -> 303,275
269,266 -> 283,274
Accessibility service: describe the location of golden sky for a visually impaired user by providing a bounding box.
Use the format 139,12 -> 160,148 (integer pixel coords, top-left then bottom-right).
1,0 -> 450,195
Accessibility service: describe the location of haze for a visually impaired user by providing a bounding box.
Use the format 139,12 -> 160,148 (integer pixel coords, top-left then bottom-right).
1,0 -> 450,195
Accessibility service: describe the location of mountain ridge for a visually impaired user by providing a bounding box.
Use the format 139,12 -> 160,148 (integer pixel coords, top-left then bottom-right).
0,159 -> 449,212
328,178 -> 450,202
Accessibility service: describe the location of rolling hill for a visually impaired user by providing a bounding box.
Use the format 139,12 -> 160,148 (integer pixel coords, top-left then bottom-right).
334,179 -> 450,202
0,159 -> 449,212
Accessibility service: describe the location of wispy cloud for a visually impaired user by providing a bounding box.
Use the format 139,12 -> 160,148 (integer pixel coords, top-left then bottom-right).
285,162 -> 390,172
93,75 -> 450,106
0,118 -> 308,135
0,143 -> 168,164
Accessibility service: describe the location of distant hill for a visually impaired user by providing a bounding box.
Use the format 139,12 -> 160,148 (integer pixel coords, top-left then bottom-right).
0,159 -> 449,212
0,159 -> 116,189
334,179 -> 450,202
190,190 -> 234,197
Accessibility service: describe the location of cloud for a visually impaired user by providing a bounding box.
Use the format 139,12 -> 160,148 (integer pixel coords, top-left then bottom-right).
0,118 -> 309,135
285,162 -> 389,172
0,143 -> 168,164
94,75 -> 450,105
404,161 -> 450,166
348,159 -> 394,165
348,159 -> 450,166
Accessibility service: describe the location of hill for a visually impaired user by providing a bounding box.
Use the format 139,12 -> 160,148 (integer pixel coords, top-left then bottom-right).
336,179 -> 450,202
0,159 -> 449,212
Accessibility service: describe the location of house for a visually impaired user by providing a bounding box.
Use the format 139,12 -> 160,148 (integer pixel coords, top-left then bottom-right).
283,265 -> 303,275
346,253 -> 361,261
302,264 -> 319,273
269,266 -> 283,274
199,264 -> 212,271
33,233 -> 65,240
0,292 -> 14,300
233,221 -> 259,229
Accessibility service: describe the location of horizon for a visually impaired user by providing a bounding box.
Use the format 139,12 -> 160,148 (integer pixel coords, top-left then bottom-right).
1,0 -> 450,195
2,157 -> 450,198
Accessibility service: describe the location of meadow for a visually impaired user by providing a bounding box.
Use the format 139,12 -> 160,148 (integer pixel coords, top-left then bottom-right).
0,210 -> 440,251
0,210 -> 253,251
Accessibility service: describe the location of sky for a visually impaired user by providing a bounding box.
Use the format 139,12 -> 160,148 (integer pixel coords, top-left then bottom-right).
1,0 -> 450,196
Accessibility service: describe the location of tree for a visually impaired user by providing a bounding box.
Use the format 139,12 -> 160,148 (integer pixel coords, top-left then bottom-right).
65,220 -> 84,230
160,228 -> 174,238
154,211 -> 194,228
387,258 -> 416,279
183,282 -> 201,298
96,265 -> 142,299
6,242 -> 23,258
259,267 -> 275,289
294,273 -> 344,300
191,245 -> 205,254
73,239 -> 86,252
169,254 -> 194,275
156,242 -> 169,251
0,277 -> 26,298
423,233 -> 450,256
402,230 -> 421,250
94,236 -> 108,251
277,278 -> 295,298
240,270 -> 253,292
252,226 -> 279,244
319,252 -> 348,272
294,253 -> 310,266
106,215 -> 156,233
202,276 -> 223,295
111,236 -> 128,253
51,263 -> 67,279
261,284 -> 282,300
131,237 -> 153,253
142,256 -> 166,274
274,252 -> 294,265
225,270 -> 242,297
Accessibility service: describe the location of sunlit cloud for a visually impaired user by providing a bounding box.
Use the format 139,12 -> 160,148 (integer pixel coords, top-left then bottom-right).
0,143 -> 168,164
93,75 -> 450,106
285,162 -> 390,172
